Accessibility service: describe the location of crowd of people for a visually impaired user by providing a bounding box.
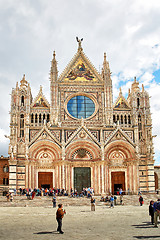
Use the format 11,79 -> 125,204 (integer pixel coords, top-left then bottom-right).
17,187 -> 95,199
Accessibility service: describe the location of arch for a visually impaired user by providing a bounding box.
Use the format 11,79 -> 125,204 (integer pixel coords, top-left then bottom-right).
65,140 -> 100,161
105,140 -> 136,165
29,140 -> 61,162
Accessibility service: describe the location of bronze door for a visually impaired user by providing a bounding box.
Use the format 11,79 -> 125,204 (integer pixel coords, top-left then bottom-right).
38,172 -> 53,189
74,167 -> 91,193
111,171 -> 125,194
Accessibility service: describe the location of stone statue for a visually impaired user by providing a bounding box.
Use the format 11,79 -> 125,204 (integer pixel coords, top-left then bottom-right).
76,37 -> 83,50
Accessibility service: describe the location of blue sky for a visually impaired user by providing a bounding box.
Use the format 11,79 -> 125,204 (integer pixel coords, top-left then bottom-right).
0,0 -> 160,165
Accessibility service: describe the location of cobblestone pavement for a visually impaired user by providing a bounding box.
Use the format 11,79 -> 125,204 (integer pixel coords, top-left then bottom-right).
0,195 -> 160,240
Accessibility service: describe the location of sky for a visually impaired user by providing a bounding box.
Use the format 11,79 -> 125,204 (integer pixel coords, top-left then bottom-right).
0,0 -> 160,164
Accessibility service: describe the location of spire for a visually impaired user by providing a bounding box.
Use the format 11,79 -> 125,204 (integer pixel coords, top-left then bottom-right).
50,50 -> 58,81
102,52 -> 110,76
20,74 -> 28,87
131,76 -> 140,92
40,85 -> 43,93
119,87 -> 122,95
142,84 -> 144,92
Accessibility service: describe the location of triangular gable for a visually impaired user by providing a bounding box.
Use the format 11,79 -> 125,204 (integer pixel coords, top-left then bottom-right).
65,125 -> 100,147
29,125 -> 61,148
31,87 -> 50,108
104,127 -> 135,147
58,50 -> 103,83
113,94 -> 130,110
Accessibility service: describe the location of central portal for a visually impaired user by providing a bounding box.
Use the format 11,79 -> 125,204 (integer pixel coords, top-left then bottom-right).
111,171 -> 125,194
74,167 -> 91,193
38,172 -> 53,189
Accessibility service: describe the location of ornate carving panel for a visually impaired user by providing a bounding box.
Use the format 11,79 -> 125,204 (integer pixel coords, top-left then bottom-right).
50,130 -> 61,142
125,131 -> 133,140
104,131 -> 113,141
30,130 -> 40,141
65,130 -> 76,142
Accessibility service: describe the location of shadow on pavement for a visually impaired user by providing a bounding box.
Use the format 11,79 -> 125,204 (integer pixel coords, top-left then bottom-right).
132,222 -> 154,229
34,231 -> 59,235
133,236 -> 160,239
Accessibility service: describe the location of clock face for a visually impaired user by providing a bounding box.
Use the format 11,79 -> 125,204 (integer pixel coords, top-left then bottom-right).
67,95 -> 95,119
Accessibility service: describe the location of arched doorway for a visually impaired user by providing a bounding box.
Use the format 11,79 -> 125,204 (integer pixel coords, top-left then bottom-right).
111,171 -> 125,194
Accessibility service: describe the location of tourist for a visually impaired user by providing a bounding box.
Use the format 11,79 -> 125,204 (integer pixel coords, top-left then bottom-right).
119,188 -> 122,195
52,196 -> 56,208
19,188 -> 22,196
139,195 -> 143,206
10,193 -> 13,202
110,195 -> 114,208
114,195 -> 117,205
120,195 -> 123,205
153,198 -> 160,228
91,196 -> 95,211
56,204 -> 66,234
6,192 -> 10,202
149,200 -> 154,225
31,191 -> 36,200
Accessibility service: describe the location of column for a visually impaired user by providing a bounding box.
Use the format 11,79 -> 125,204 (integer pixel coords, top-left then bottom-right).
9,159 -> 17,192
101,164 -> 104,194
98,165 -> 100,194
25,162 -> 29,188
29,165 -> 31,189
62,165 -> 65,189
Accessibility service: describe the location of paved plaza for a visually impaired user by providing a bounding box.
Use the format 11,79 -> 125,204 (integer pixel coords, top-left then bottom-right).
0,195 -> 160,240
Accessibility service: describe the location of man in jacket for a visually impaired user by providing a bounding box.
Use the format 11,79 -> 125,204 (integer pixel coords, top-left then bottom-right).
153,198 -> 160,227
56,204 -> 66,234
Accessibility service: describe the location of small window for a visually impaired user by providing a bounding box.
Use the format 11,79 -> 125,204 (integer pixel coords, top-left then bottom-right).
31,113 -> 34,123
3,178 -> 9,185
20,130 -> 24,137
137,98 -> 140,108
3,165 -> 9,173
39,114 -> 42,123
128,115 -> 131,124
121,115 -> 123,124
21,96 -> 24,106
47,114 -> 50,123
125,115 -> 127,124
35,114 -> 38,123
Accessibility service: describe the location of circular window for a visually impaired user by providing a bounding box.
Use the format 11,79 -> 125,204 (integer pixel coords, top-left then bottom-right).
67,95 -> 95,119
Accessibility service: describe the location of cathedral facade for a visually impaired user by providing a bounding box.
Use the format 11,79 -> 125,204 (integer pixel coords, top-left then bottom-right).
8,40 -> 155,194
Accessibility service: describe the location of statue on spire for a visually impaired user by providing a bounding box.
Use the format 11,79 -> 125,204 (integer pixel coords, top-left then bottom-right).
76,37 -> 83,51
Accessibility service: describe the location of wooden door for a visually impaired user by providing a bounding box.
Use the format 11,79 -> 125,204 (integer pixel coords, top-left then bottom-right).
111,171 -> 125,194
38,172 -> 53,189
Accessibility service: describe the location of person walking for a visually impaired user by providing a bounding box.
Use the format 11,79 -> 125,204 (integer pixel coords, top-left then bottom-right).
56,204 -> 66,234
139,195 -> 143,206
149,200 -> 154,225
52,196 -> 56,208
91,196 -> 95,211
153,198 -> 160,228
